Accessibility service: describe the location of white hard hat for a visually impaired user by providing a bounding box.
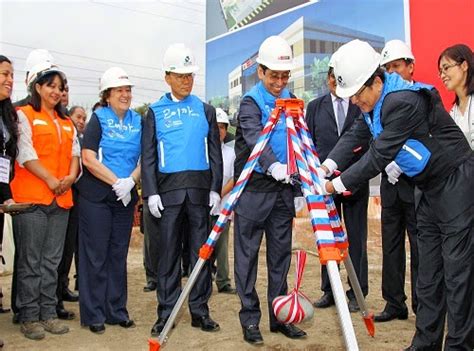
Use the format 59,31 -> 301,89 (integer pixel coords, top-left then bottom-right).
99,67 -> 133,93
162,43 -> 199,74
256,36 -> 294,71
333,40 -> 381,98
24,49 -> 55,73
27,61 -> 64,93
380,39 -> 415,66
216,108 -> 229,124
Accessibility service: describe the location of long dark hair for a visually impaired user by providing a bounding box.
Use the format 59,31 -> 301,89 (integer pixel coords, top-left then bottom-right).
438,44 -> 474,105
0,55 -> 18,159
30,72 -> 66,119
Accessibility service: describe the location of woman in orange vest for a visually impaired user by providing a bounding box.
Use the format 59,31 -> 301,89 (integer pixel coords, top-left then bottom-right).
10,62 -> 80,341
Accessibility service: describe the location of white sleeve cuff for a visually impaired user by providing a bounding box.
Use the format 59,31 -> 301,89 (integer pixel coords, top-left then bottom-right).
322,159 -> 338,177
332,176 -> 347,193
16,111 -> 39,167
267,161 -> 278,175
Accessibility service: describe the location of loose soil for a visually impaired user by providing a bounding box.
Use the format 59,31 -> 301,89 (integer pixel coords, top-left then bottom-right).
0,206 -> 416,350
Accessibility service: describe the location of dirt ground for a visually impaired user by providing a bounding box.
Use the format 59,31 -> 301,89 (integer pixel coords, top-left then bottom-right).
0,205 -> 417,350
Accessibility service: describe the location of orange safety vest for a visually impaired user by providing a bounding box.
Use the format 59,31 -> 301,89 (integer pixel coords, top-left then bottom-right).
11,105 -> 75,209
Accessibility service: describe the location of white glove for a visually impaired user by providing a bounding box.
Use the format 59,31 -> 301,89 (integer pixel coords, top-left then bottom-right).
121,192 -> 132,207
315,167 -> 328,179
113,177 -> 136,201
294,196 -> 306,212
269,162 -> 290,184
318,178 -> 332,195
209,191 -> 221,216
385,161 -> 403,185
148,194 -> 164,218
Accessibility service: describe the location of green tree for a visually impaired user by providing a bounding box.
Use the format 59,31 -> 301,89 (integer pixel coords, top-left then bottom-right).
133,103 -> 150,117
208,96 -> 229,111
310,56 -> 330,95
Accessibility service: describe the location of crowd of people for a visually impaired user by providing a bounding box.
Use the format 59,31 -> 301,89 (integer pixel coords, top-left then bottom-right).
0,36 -> 472,350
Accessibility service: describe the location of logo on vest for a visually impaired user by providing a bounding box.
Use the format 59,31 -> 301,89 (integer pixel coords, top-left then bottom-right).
106,119 -> 139,138
162,106 -> 200,128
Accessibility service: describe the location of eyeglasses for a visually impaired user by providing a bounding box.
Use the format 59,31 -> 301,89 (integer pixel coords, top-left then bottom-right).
267,71 -> 291,81
352,84 -> 367,99
171,73 -> 195,81
438,62 -> 460,76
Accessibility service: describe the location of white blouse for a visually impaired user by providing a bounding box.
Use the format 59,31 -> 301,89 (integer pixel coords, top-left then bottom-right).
450,94 -> 474,150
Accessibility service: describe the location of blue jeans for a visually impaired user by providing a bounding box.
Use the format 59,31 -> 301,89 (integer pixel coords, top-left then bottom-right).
13,201 -> 69,322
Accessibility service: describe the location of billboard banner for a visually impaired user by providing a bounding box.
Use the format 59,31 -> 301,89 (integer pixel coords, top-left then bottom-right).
205,0 -> 406,118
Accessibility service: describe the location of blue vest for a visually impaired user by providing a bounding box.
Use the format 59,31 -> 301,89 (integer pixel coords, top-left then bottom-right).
96,107 -> 141,178
245,81 -> 291,173
150,93 -> 209,173
364,73 -> 433,177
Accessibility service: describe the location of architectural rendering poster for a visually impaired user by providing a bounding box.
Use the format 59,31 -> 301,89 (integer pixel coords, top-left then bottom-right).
205,0 -> 406,119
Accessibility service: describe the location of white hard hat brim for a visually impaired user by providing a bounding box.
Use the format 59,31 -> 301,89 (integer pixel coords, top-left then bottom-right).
335,60 -> 380,98
100,78 -> 134,92
256,58 -> 294,71
163,65 -> 199,74
27,66 -> 65,92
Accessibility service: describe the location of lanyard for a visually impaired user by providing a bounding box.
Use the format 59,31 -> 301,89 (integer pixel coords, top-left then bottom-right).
0,117 -> 6,156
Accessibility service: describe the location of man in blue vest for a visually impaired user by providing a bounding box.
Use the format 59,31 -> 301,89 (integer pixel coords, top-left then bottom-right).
141,43 -> 223,337
373,39 -> 419,323
320,40 -> 473,351
233,36 -> 307,345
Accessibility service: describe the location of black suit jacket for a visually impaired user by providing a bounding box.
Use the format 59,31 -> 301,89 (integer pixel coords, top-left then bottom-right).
305,93 -> 368,199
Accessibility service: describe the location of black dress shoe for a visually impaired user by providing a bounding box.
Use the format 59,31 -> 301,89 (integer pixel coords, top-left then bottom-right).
12,313 -> 20,324
270,324 -> 307,339
191,315 -> 220,332
143,281 -> 157,292
119,319 -> 136,328
242,325 -> 263,345
56,306 -> 75,320
62,288 -> 79,302
348,299 -> 360,313
217,285 -> 237,294
374,309 -> 408,322
89,324 -> 105,334
313,293 -> 335,308
151,318 -> 168,337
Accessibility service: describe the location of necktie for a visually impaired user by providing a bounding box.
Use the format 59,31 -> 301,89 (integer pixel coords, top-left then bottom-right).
336,97 -> 345,135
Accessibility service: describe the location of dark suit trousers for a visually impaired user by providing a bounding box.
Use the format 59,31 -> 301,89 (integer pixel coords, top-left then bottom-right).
320,186 -> 369,299
234,193 -> 293,329
412,159 -> 473,351
156,196 -> 211,318
381,195 -> 418,314
142,201 -> 160,284
78,195 -> 135,326
57,201 -> 79,300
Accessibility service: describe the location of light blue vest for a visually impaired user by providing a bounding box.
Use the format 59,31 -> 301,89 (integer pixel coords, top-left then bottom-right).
245,81 -> 291,173
150,93 -> 209,173
96,107 -> 141,178
364,73 -> 433,177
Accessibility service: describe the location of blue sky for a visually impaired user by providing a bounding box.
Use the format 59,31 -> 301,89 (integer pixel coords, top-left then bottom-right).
206,0 -> 406,100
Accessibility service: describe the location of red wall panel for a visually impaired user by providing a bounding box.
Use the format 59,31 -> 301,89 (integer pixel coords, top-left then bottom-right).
409,0 -> 474,109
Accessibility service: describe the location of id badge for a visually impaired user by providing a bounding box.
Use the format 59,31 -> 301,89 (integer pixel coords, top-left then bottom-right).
0,155 -> 11,184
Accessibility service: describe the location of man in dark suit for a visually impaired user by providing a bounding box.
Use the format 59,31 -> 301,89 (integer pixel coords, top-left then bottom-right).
233,36 -> 307,346
305,59 -> 369,313
374,39 -> 419,322
141,43 -> 223,337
